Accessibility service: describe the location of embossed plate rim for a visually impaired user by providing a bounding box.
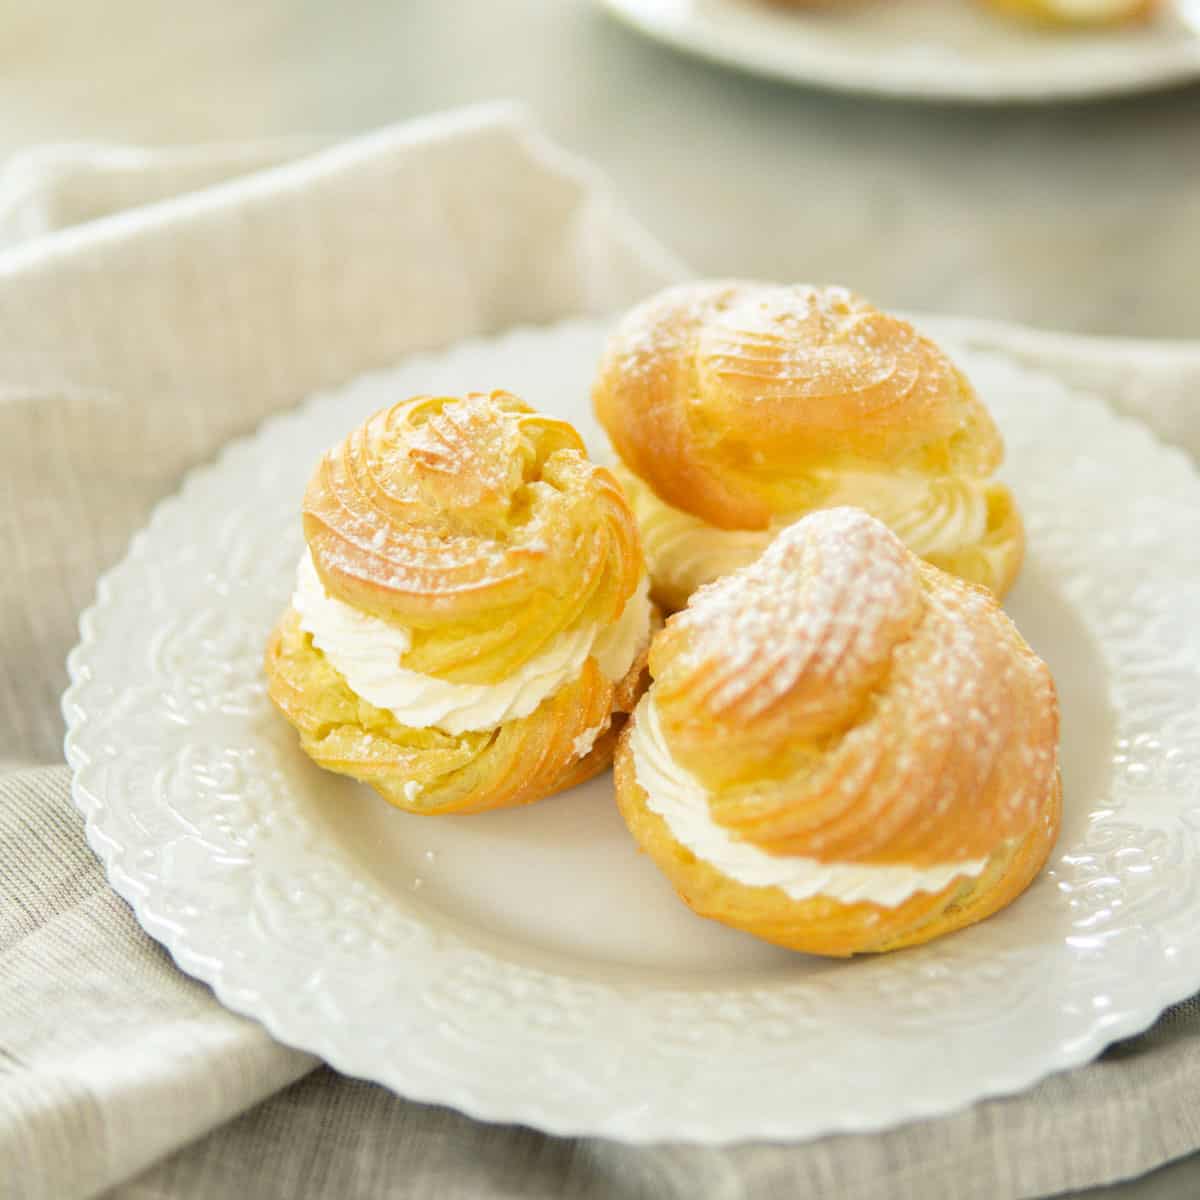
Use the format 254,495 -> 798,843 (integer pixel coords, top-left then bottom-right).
64,316 -> 1200,1143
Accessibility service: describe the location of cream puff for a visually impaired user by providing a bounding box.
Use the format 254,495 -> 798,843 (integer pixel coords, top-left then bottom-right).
593,281 -> 1024,612
266,390 -> 653,814
614,507 -> 1060,956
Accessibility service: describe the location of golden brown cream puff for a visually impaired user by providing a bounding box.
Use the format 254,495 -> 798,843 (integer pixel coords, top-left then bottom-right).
614,506 -> 1060,956
266,390 -> 654,814
594,281 -> 1023,612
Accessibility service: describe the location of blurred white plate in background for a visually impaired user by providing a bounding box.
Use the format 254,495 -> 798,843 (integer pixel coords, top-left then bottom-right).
598,0 -> 1200,101
65,318 -> 1200,1142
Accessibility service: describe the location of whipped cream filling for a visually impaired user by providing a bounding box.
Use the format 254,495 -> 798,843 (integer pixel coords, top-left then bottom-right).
572,717 -> 612,761
624,467 -> 992,602
622,471 -> 773,603
294,551 -> 650,736
629,697 -> 990,908
820,470 -> 989,559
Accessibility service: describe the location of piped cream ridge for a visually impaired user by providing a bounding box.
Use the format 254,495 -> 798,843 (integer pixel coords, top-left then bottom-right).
629,695 -> 992,908
294,548 -> 651,735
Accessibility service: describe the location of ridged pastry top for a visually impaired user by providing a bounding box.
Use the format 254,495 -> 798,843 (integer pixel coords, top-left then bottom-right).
648,507 -> 1058,866
593,281 -> 1004,531
302,391 -> 643,686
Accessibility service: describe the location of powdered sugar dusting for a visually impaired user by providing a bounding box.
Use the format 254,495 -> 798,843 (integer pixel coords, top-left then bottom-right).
301,390 -> 644,682
404,392 -> 522,509
653,507 -> 1059,865
698,284 -> 925,410
572,717 -> 611,760
596,282 -> 995,525
669,507 -> 920,724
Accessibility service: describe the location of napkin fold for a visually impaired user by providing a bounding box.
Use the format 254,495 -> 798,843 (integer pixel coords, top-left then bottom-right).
0,103 -> 681,1200
2,105 -> 1198,1200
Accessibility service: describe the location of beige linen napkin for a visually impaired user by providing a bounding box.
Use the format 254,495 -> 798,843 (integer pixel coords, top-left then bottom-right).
2,105 -> 1199,1200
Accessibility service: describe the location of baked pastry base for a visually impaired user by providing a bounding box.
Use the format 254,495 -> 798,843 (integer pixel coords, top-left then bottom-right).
614,734 -> 1062,957
266,606 -> 652,815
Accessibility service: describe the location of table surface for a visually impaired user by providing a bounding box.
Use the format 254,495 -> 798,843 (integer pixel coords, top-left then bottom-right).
2,1 -> 1198,1195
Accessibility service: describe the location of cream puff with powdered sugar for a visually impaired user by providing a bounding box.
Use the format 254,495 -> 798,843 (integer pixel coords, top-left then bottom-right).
614,507 -> 1060,956
594,281 -> 1024,612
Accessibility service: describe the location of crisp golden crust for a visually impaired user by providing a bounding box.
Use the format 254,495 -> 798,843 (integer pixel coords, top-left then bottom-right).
613,508 -> 1060,956
303,391 -> 642,684
614,740 -> 1061,957
268,390 -> 654,815
650,507 -> 923,795
652,509 -> 1058,862
594,282 -> 1002,530
266,607 -> 651,815
594,281 -> 1022,604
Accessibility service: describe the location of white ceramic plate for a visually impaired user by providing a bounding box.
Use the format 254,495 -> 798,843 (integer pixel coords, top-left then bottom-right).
598,0 -> 1200,102
64,318 -> 1200,1144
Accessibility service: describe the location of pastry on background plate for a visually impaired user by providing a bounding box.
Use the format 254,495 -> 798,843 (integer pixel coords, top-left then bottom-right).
614,507 -> 1060,956
266,390 -> 653,814
979,0 -> 1159,26
593,281 -> 1024,612
760,0 -> 1158,24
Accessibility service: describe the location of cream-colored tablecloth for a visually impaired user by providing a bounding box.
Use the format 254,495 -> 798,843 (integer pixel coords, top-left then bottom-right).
2,105 -> 1199,1200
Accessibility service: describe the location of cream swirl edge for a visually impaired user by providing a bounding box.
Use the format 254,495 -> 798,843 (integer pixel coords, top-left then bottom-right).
293,550 -> 650,738
618,465 -> 992,603
628,696 -> 991,908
